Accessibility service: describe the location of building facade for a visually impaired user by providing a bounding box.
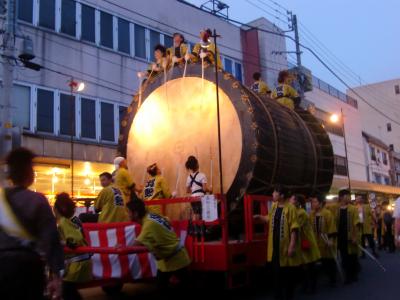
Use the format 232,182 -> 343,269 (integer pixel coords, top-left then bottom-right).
1,0 -> 400,200
0,0 -> 268,199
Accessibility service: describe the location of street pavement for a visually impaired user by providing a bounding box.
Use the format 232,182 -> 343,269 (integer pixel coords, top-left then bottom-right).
81,250 -> 400,300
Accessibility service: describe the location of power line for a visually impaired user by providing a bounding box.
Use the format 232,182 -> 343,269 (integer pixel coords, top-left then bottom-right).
265,0 -> 291,14
256,0 -> 290,18
2,54 -> 136,99
221,16 -> 400,126
245,0 -> 289,28
297,23 -> 400,113
100,0 -> 291,68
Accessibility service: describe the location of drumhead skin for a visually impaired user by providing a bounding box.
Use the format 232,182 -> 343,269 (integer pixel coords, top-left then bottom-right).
119,63 -> 334,204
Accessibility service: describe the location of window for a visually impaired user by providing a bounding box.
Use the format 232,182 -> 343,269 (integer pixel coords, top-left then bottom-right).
382,152 -> 388,165
334,155 -> 348,176
101,102 -> 114,141
12,84 -> 31,129
119,105 -> 127,135
224,58 -> 233,74
36,89 -> 54,133
61,0 -> 76,37
134,24 -> 146,59
118,18 -> 130,54
39,0 -> 55,30
149,30 -> 160,61
81,4 -> 95,43
100,11 -> 113,48
59,94 -> 75,136
80,98 -> 96,139
0,84 -> 30,129
387,123 -> 392,132
235,62 -> 243,82
164,35 -> 173,49
318,80 -> 330,94
370,145 -> 376,161
18,0 -> 33,23
373,173 -> 382,184
395,85 -> 400,95
384,176 -> 390,185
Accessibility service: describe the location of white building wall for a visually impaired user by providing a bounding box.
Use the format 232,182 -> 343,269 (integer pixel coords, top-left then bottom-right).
305,87 -> 367,183
349,79 -> 400,152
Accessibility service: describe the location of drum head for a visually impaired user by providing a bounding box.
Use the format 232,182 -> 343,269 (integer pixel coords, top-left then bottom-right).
127,77 -> 243,197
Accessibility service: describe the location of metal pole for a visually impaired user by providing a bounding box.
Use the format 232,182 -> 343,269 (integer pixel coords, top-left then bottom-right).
292,14 -> 304,100
212,29 -> 224,197
70,83 -> 75,197
341,108 -> 351,191
1,0 -> 16,158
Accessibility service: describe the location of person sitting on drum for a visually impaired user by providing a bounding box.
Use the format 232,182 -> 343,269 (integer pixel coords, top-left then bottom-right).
250,72 -> 271,97
142,163 -> 172,216
185,156 -> 210,219
138,44 -> 170,79
191,28 -> 222,68
167,32 -> 188,66
271,70 -> 301,110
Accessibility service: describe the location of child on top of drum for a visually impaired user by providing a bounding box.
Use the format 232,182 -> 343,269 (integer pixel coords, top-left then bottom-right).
54,193 -> 92,300
185,156 -> 210,219
143,163 -> 172,216
191,28 -> 222,68
146,44 -> 170,78
167,32 -> 188,65
251,72 -> 271,97
271,70 -> 301,110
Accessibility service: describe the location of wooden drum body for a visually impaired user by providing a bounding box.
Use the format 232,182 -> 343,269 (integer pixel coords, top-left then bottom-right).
118,63 -> 334,205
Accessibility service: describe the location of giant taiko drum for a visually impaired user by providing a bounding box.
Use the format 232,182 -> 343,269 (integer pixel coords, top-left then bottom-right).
118,63 -> 334,205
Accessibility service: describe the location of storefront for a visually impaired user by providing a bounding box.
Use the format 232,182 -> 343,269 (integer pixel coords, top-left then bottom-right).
330,177 -> 400,205
32,157 -> 114,205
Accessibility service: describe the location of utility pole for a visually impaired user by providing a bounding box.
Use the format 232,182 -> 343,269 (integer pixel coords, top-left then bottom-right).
291,14 -> 304,100
1,0 -> 16,158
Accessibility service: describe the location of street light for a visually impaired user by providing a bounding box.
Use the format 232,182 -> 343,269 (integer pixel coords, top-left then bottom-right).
330,108 -> 351,191
67,78 -> 85,197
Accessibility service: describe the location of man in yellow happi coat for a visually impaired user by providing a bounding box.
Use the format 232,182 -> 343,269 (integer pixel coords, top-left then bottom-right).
336,189 -> 361,284
289,194 -> 320,294
356,196 -> 378,258
260,185 -> 300,300
310,194 -> 338,286
95,172 -> 130,223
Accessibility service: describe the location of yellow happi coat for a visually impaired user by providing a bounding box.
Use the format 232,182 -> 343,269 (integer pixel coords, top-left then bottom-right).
267,202 -> 301,267
297,207 -> 321,264
192,42 -> 222,69
310,207 -> 337,259
167,43 -> 189,62
271,83 -> 299,110
359,204 -> 374,235
58,216 -> 92,282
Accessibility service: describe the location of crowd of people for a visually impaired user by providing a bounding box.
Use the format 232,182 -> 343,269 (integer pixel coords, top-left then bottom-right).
1,148 -> 400,300
255,186 -> 400,300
